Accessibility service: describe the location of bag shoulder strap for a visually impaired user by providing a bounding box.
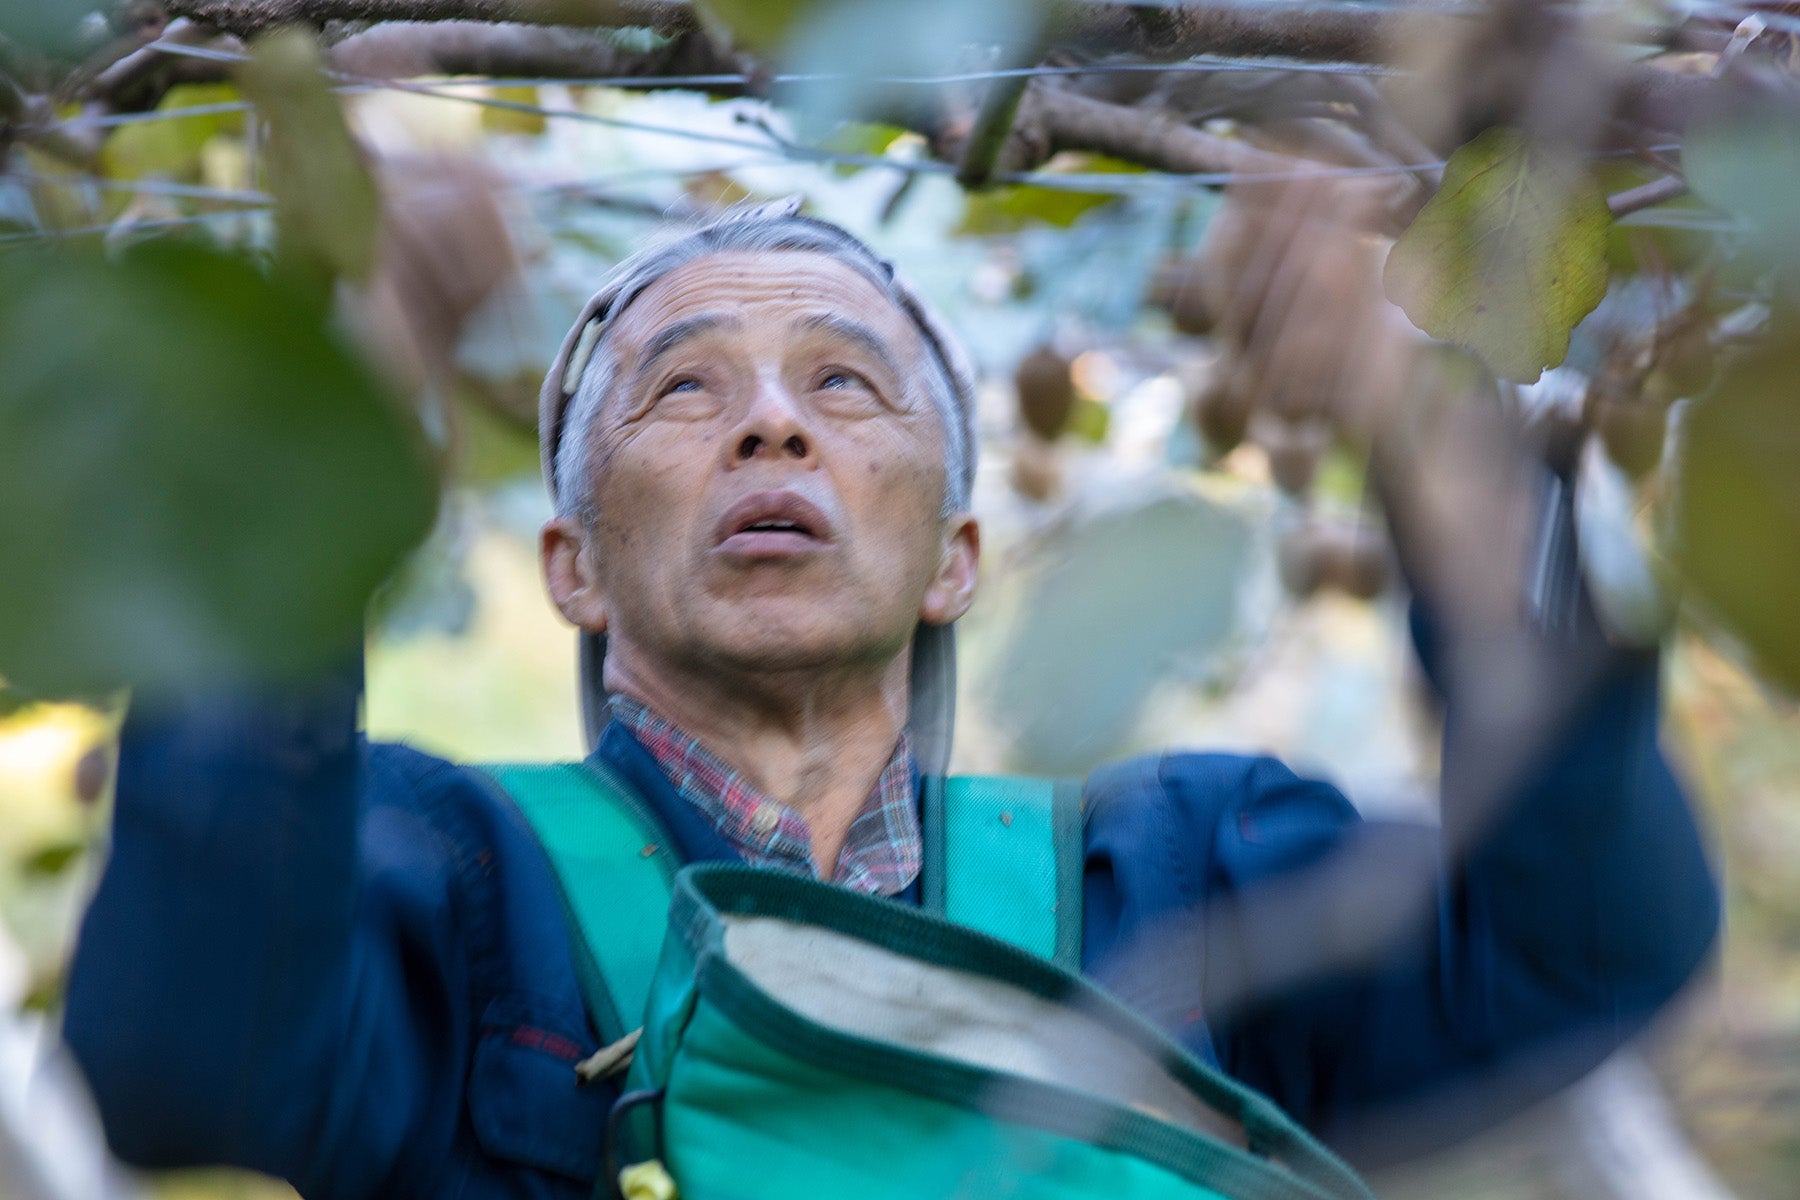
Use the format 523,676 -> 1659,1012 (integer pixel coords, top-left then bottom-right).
478,761 -> 676,1046
486,762 -> 1084,1038
922,774 -> 1086,971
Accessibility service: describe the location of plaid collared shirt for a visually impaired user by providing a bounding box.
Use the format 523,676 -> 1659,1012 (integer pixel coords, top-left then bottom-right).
609,697 -> 922,897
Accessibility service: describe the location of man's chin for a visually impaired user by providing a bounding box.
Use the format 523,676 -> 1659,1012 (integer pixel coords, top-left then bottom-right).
691,610 -> 910,678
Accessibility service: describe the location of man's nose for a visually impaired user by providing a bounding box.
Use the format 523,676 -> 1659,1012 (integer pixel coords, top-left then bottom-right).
730,373 -> 813,467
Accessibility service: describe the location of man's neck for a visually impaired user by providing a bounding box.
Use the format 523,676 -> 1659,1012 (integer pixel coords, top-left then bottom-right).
603,646 -> 912,875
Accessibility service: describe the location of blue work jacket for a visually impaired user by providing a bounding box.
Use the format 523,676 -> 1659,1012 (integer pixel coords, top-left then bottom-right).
64,639 -> 1718,1200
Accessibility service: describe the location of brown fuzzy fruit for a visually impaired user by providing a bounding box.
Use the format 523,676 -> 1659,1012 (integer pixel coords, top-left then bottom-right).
1598,398 -> 1667,479
1277,523 -> 1327,598
1010,434 -> 1061,502
1014,344 -> 1077,440
1149,258 -> 1217,336
1657,324 -> 1718,398
1263,430 -> 1320,496
1589,373 -> 1666,479
1192,200 -> 1264,334
1191,371 -> 1251,453
1321,524 -> 1391,600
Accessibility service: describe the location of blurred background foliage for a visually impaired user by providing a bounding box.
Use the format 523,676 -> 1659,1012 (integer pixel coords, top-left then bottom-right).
4,0 -> 1800,1196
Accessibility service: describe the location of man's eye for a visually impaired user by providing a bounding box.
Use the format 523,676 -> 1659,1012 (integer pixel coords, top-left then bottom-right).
661,377 -> 703,396
818,370 -> 865,391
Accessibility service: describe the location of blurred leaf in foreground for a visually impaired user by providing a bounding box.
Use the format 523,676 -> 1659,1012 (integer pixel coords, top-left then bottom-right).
697,0 -> 819,55
981,487 -> 1250,774
1685,99 -> 1800,285
0,240 -> 436,697
0,0 -> 90,60
1384,126 -> 1610,383
779,0 -> 1037,138
1675,328 -> 1800,695
238,28 -> 379,283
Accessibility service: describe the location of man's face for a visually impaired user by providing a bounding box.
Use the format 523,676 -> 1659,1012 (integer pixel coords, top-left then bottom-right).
543,249 -> 978,682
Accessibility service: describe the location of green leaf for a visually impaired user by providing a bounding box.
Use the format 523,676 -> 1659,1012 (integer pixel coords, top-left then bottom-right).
1675,328 -> 1800,695
981,488 -> 1251,774
0,240 -> 437,697
1685,102 -> 1800,280
237,29 -> 379,283
99,84 -> 245,183
1384,127 -> 1611,383
0,0 -> 90,60
696,0 -> 818,54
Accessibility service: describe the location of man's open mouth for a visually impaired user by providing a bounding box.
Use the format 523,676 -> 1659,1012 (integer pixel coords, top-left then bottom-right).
714,491 -> 833,556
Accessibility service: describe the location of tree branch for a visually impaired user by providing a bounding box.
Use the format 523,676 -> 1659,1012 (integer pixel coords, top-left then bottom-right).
155,0 -> 1712,139
1055,2 -> 1468,64
2,71 -> 102,167
1034,87 -> 1309,181
165,0 -> 1473,62
329,19 -> 739,83
163,0 -> 692,39
1607,173 -> 1688,217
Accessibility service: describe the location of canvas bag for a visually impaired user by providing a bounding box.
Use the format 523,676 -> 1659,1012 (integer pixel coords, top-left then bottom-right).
480,763 -> 1374,1200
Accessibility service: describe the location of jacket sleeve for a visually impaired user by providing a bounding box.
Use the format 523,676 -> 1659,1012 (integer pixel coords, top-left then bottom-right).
1186,641 -> 1720,1163
63,668 -> 475,1199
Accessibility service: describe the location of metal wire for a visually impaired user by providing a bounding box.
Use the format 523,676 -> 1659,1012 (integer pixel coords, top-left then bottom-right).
10,170 -> 271,205
0,210 -> 261,248
65,101 -> 249,129
140,64 -> 1448,192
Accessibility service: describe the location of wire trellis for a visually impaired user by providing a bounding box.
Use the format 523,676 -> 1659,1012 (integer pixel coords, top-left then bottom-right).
0,210 -> 262,246
1,7 -> 1721,249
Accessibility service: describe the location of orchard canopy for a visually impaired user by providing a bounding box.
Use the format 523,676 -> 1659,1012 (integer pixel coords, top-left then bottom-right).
3,1 -> 1798,707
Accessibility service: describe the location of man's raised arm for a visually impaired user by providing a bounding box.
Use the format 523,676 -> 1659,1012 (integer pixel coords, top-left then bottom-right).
64,665 -> 472,1198
1190,634 -> 1718,1162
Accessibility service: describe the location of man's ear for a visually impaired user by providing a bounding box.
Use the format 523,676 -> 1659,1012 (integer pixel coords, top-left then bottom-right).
541,515 -> 609,633
920,513 -> 979,626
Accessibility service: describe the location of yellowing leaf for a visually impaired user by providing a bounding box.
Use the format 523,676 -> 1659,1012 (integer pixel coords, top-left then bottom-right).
1676,328 -> 1800,695
481,86 -> 549,136
99,84 -> 245,183
1384,127 -> 1611,383
818,121 -> 912,177
958,154 -> 1138,235
238,28 -> 380,283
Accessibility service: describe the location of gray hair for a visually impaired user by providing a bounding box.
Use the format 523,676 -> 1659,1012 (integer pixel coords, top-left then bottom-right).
544,205 -> 977,524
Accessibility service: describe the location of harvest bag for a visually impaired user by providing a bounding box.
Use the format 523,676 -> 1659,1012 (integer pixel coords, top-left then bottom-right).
481,764 -> 1374,1200
617,866 -> 1373,1200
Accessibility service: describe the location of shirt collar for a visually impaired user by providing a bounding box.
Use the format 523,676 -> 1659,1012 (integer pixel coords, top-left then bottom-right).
606,696 -> 921,896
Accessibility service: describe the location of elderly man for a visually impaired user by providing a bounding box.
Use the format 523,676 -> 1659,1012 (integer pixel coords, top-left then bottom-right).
65,208 -> 1718,1200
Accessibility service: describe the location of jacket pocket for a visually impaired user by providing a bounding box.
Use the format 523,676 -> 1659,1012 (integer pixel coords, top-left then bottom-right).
467,993 -> 613,1183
